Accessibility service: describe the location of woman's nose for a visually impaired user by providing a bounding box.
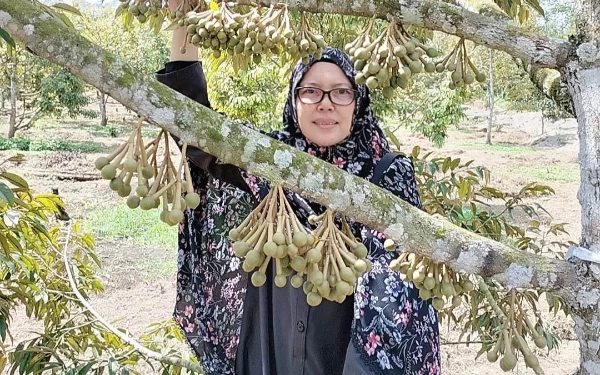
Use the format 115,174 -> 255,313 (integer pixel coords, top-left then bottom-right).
317,96 -> 334,111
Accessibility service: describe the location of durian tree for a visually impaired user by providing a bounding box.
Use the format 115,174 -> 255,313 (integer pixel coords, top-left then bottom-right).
0,0 -> 599,374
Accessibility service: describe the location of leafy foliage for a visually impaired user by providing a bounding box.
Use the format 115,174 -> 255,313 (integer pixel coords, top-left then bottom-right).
36,69 -> 97,120
405,145 -> 572,356
204,55 -> 287,132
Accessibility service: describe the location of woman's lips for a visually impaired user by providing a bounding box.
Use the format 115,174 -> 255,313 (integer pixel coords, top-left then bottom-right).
313,119 -> 338,129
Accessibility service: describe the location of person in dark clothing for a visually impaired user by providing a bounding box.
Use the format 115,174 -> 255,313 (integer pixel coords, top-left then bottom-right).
156,4 -> 441,374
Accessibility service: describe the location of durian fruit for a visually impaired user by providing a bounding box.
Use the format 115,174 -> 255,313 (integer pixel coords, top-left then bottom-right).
346,20 -> 439,95
434,38 -> 486,89
173,3 -> 327,68
229,184 -> 315,288
95,119 -> 199,226
390,251 -> 473,311
484,290 -> 545,374
302,210 -> 372,306
229,190 -> 372,307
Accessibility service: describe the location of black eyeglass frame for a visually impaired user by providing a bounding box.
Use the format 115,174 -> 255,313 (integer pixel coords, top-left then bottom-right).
295,86 -> 358,106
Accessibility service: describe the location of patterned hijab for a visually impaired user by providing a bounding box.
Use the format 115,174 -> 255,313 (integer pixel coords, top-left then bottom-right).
271,47 -> 390,180
241,47 -> 392,231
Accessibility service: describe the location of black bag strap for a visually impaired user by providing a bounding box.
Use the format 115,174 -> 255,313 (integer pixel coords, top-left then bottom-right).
371,152 -> 399,185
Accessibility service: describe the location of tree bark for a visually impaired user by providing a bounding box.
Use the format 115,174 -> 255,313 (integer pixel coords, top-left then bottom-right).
246,0 -> 571,69
564,0 -> 600,372
97,90 -> 108,126
517,62 -> 574,117
486,49 -> 494,145
0,0 -> 580,294
7,54 -> 17,139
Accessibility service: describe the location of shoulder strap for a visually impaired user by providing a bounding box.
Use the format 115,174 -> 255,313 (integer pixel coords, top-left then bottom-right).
371,152 -> 399,184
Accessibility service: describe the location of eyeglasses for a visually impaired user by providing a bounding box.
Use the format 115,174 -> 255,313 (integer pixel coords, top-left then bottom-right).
295,87 -> 357,106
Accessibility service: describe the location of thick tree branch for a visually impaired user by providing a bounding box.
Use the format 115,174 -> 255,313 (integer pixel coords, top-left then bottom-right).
242,0 -> 571,69
517,61 -> 574,116
0,0 -> 578,295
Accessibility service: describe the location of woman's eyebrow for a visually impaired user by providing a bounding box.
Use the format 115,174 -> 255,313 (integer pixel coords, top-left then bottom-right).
302,82 -> 353,88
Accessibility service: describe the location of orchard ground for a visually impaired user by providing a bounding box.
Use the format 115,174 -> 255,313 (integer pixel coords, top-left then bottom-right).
2,99 -> 581,374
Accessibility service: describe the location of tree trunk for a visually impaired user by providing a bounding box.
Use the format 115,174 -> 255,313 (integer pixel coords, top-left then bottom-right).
565,0 -> 600,362
8,55 -> 17,139
486,50 -> 495,145
97,90 -> 108,126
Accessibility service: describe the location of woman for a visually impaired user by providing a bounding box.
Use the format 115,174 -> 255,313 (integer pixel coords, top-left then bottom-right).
155,11 -> 441,375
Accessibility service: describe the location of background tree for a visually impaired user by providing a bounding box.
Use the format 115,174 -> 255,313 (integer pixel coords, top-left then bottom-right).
0,45 -> 95,138
75,7 -> 170,126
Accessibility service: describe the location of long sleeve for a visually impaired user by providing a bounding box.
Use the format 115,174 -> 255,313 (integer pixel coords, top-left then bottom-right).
155,61 -> 250,193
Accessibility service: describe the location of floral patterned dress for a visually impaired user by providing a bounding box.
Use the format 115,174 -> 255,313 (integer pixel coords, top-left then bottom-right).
156,48 -> 440,375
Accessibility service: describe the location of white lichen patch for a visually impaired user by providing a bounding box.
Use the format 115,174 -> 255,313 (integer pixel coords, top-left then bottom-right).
242,136 -> 270,163
590,264 -> 600,281
383,223 -> 405,240
324,189 -> 351,210
576,288 -> 600,309
536,271 -> 557,289
583,360 -> 600,374
0,11 -> 11,27
273,149 -> 293,169
455,242 -> 489,274
23,24 -> 34,35
81,64 -> 104,86
220,122 -> 231,137
432,238 -> 452,263
299,172 -> 324,192
47,45 -> 54,53
577,42 -> 600,64
343,175 -> 369,206
504,264 -> 534,289
151,107 -> 176,127
351,0 -> 375,13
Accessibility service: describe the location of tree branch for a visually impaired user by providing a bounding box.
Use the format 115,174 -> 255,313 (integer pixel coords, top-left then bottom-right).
514,59 -> 574,116
241,0 -> 572,69
0,0 -> 578,295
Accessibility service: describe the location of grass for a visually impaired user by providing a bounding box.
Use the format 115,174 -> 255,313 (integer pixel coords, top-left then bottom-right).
458,140 -> 539,154
0,136 -> 103,153
83,204 -> 177,249
513,165 -> 580,183
139,255 -> 177,279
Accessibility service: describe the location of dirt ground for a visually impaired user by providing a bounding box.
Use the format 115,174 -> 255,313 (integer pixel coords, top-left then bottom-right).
2,101 -> 582,374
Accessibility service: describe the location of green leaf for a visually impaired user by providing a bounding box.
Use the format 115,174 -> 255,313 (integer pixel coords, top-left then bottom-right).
450,158 -> 460,170
0,28 -> 16,49
0,172 -> 28,189
0,183 -> 15,205
53,11 -> 75,29
52,3 -> 82,16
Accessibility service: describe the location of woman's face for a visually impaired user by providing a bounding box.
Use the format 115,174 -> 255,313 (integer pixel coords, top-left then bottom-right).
295,62 -> 356,147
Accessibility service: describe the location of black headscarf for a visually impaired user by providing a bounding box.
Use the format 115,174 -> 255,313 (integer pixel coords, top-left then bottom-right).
242,47 -> 392,224
271,47 -> 391,180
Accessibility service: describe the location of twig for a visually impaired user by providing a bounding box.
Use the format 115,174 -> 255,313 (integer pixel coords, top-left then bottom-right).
441,340 -> 484,345
60,220 -> 204,373
478,279 -> 507,321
